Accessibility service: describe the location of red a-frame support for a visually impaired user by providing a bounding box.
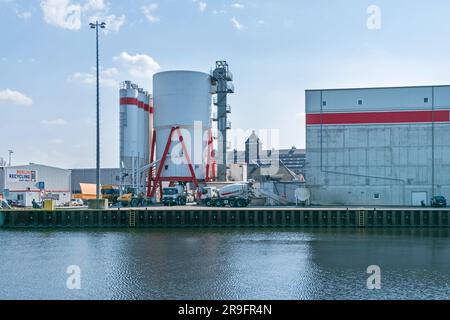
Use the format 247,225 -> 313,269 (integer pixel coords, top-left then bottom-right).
148,126 -> 201,198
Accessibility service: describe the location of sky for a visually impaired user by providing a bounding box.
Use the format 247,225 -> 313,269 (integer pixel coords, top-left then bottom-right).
2,0 -> 450,169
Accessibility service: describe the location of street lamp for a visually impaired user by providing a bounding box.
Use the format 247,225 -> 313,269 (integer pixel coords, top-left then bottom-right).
8,150 -> 13,167
89,21 -> 106,201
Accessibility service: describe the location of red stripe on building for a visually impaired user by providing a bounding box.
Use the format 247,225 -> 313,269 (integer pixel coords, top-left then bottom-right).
149,107 -> 154,114
138,101 -> 144,109
120,97 -> 139,106
306,110 -> 450,125
144,104 -> 150,112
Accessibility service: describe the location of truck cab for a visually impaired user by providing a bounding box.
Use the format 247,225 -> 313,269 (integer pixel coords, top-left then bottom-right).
162,185 -> 187,206
200,187 -> 219,206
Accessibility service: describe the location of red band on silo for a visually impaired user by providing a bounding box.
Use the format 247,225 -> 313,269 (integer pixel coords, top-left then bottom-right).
120,97 -> 139,106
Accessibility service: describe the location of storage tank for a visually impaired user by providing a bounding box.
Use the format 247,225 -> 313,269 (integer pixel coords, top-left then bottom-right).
120,81 -> 139,171
137,88 -> 146,168
143,92 -> 151,164
153,71 -> 212,180
148,93 -> 154,162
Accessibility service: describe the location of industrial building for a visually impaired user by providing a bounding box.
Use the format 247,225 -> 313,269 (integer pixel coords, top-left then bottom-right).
70,168 -> 122,194
278,148 -> 306,176
0,164 -> 71,207
305,85 -> 450,206
228,130 -> 306,178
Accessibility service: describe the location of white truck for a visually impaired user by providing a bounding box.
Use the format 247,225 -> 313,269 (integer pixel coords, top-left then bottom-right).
201,183 -> 252,208
162,185 -> 187,206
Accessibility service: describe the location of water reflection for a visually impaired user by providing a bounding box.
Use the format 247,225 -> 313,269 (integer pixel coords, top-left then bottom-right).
0,228 -> 449,300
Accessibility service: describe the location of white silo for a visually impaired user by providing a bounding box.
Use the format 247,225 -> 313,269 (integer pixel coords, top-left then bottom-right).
148,93 -> 154,159
153,71 -> 212,183
143,92 -> 151,164
120,81 -> 139,172
137,88 -> 146,168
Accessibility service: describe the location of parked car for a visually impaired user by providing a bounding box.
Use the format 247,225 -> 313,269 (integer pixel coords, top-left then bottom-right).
431,196 -> 447,208
71,199 -> 85,207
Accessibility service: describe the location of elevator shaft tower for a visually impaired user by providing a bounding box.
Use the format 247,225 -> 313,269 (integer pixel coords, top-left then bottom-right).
211,61 -> 234,182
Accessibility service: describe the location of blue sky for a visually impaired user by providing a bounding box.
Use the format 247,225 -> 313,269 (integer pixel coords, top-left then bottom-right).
2,0 -> 450,168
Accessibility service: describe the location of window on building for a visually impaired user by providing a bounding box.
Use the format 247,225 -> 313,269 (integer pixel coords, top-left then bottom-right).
358,99 -> 363,105
374,193 -> 381,199
424,98 -> 429,103
17,194 -> 24,201
322,101 -> 327,106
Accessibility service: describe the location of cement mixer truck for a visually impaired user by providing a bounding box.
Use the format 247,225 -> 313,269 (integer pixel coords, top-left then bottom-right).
201,183 -> 252,208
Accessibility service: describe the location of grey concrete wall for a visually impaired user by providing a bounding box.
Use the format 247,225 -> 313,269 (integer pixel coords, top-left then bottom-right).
305,86 -> 450,206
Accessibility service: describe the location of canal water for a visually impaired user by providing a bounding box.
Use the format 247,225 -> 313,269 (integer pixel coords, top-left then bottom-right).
0,228 -> 449,300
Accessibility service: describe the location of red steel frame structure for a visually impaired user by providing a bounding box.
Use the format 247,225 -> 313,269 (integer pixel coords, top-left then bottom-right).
147,127 -> 216,199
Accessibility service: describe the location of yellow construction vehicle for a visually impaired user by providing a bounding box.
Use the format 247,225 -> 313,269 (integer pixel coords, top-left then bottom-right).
117,188 -> 152,207
101,185 -> 120,204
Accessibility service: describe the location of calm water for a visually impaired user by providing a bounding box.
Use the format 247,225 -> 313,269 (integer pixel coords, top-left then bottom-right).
0,228 -> 449,300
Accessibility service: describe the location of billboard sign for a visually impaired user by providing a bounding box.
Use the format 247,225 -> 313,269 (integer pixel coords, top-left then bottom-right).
7,169 -> 38,183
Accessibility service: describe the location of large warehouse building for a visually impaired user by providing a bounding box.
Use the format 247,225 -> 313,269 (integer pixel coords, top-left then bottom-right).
305,85 -> 450,206
0,164 -> 71,207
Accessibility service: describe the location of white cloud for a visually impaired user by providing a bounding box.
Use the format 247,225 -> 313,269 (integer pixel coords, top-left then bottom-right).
40,0 -> 125,32
258,20 -> 265,25
41,118 -> 67,126
231,3 -> 244,9
101,67 -> 119,77
83,0 -> 106,11
212,9 -> 227,15
40,0 -> 82,30
199,2 -> 207,12
0,89 -> 33,107
141,3 -> 160,23
68,67 -> 119,88
16,11 -> 32,20
113,52 -> 161,79
193,0 -> 207,13
69,53 -> 160,89
231,17 -> 245,30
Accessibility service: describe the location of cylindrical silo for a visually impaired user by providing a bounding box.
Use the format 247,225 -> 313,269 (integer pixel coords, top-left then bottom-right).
120,81 -> 139,171
137,88 -> 146,169
143,92 -> 151,164
153,71 -> 212,181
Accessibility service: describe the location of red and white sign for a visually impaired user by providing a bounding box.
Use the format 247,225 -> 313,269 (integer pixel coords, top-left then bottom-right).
7,169 -> 38,183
